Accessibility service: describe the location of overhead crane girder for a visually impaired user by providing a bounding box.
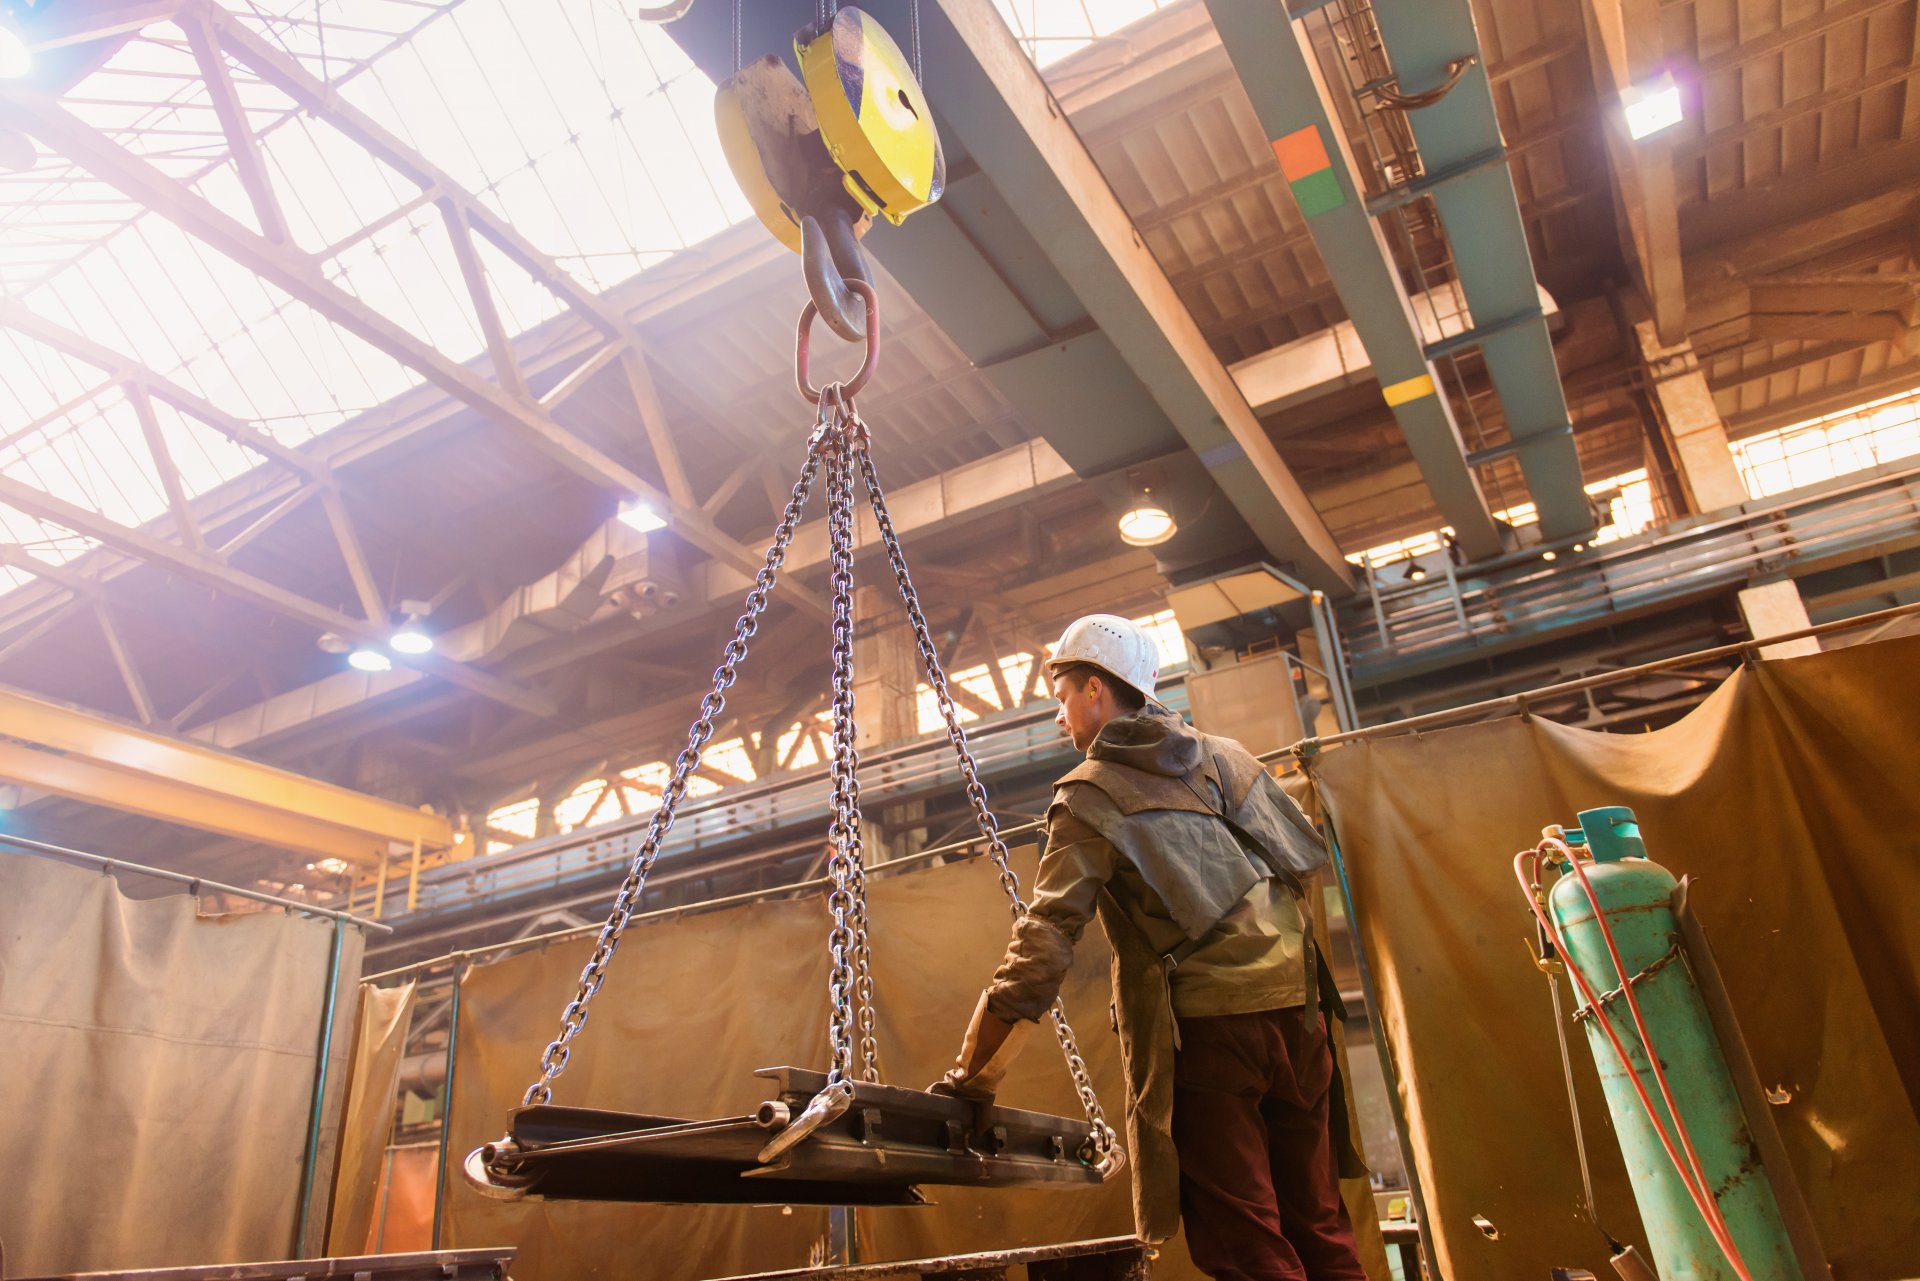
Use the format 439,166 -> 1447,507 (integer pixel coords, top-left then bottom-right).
0,685 -> 449,866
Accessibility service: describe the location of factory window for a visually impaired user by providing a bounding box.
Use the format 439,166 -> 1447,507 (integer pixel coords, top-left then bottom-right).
994,0 -> 1179,66
0,0 -> 749,596
1732,384 -> 1920,501
1347,467 -> 1661,570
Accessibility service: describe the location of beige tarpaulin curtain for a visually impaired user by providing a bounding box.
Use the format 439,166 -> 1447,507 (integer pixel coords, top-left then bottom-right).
0,854 -> 364,1274
442,848 -> 1388,1280
327,980 -> 417,1253
1307,635 -> 1920,1281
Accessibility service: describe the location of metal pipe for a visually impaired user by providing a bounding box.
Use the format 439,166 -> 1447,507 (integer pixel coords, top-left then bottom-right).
431,961 -> 464,1249
1438,552 -> 1472,635
1322,816 -> 1443,1281
1311,590 -> 1362,732
0,833 -> 392,932
1295,597 -> 1920,753
1361,553 -> 1389,646
292,917 -> 346,1255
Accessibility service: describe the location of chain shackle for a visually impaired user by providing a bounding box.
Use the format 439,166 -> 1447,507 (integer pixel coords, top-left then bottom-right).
518,446 -> 824,1108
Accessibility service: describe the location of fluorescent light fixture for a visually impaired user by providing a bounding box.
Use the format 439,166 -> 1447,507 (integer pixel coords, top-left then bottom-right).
1622,71 -> 1683,141
348,647 -> 393,673
618,500 -> 668,533
390,625 -> 434,655
0,27 -> 31,80
1118,486 -> 1176,547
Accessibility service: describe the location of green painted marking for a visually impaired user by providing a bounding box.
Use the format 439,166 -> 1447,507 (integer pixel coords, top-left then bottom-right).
1289,169 -> 1345,218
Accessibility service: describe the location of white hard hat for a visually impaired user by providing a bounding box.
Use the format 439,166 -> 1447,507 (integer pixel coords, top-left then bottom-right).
1046,614 -> 1161,701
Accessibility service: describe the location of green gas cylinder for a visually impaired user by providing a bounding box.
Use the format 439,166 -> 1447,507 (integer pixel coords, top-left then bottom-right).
1547,806 -> 1802,1281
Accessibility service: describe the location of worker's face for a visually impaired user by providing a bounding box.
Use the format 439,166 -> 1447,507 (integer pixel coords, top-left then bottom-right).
1052,670 -> 1115,753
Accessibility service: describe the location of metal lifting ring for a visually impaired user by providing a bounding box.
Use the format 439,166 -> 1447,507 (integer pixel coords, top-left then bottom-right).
796,278 -> 880,404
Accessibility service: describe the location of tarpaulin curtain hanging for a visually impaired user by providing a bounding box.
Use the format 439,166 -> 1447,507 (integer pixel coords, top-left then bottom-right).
1306,634 -> 1920,1281
0,856 -> 364,1274
327,980 -> 418,1253
436,848 -> 1392,1281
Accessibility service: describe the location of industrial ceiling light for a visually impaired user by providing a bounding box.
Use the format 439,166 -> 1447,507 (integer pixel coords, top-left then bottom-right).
390,624 -> 434,655
1117,485 -> 1176,547
1622,71 -> 1683,141
1403,560 -> 1428,582
348,647 -> 392,673
1541,549 -> 1558,561
617,499 -> 668,533
389,599 -> 434,654
0,24 -> 31,80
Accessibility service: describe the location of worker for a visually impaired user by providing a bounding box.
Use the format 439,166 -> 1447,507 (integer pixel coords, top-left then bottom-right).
935,614 -> 1368,1281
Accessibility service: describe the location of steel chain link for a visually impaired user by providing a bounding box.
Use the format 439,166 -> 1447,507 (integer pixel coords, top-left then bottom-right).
836,429 -> 881,1084
518,436 -> 824,1108
849,419 -> 1118,1163
515,384 -> 1115,1168
821,412 -> 865,1086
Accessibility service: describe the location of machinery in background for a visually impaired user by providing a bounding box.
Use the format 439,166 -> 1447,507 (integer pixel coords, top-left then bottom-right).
1517,807 -> 1831,1281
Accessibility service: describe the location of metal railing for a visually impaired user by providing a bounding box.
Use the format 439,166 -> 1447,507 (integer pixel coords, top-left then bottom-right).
349,679 -> 1191,925
1336,460 -> 1920,680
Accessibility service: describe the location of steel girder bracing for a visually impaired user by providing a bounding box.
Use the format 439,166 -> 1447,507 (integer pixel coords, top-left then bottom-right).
1367,0 -> 1597,542
0,0 -> 828,633
659,1 -> 1356,597
1202,0 -> 1506,561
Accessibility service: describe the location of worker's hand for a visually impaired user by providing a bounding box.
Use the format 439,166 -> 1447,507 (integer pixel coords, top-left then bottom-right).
930,993 -> 1031,1102
928,1067 -> 996,1102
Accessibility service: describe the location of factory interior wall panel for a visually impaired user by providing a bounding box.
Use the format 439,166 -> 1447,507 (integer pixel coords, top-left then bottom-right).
1307,635 -> 1920,1281
327,980 -> 418,1253
431,847 -> 1392,1279
0,856 -> 365,1274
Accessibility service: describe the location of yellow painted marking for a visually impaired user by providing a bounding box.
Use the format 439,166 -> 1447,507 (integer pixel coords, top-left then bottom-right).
1382,374 -> 1436,407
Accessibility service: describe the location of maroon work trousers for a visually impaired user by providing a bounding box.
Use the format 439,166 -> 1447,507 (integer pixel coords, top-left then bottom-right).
1171,1007 -> 1368,1281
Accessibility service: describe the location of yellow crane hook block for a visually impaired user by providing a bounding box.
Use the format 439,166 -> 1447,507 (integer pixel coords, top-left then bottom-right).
797,7 -> 945,226
715,54 -> 854,255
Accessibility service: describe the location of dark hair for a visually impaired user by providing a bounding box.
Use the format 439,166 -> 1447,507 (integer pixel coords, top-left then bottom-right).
1052,661 -> 1146,713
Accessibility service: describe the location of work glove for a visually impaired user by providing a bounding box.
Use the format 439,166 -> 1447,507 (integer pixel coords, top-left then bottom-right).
927,991 -> 1032,1102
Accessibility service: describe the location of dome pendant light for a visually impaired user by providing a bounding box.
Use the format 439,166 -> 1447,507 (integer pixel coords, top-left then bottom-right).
1118,483 -> 1176,547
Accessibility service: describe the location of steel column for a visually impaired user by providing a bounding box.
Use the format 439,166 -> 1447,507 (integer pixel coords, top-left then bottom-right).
432,962 -> 464,1249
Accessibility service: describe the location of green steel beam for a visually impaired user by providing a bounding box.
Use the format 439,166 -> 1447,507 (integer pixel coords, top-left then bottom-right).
659,3 -> 1356,596
1203,0 -> 1505,561
1368,0 -> 1597,541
